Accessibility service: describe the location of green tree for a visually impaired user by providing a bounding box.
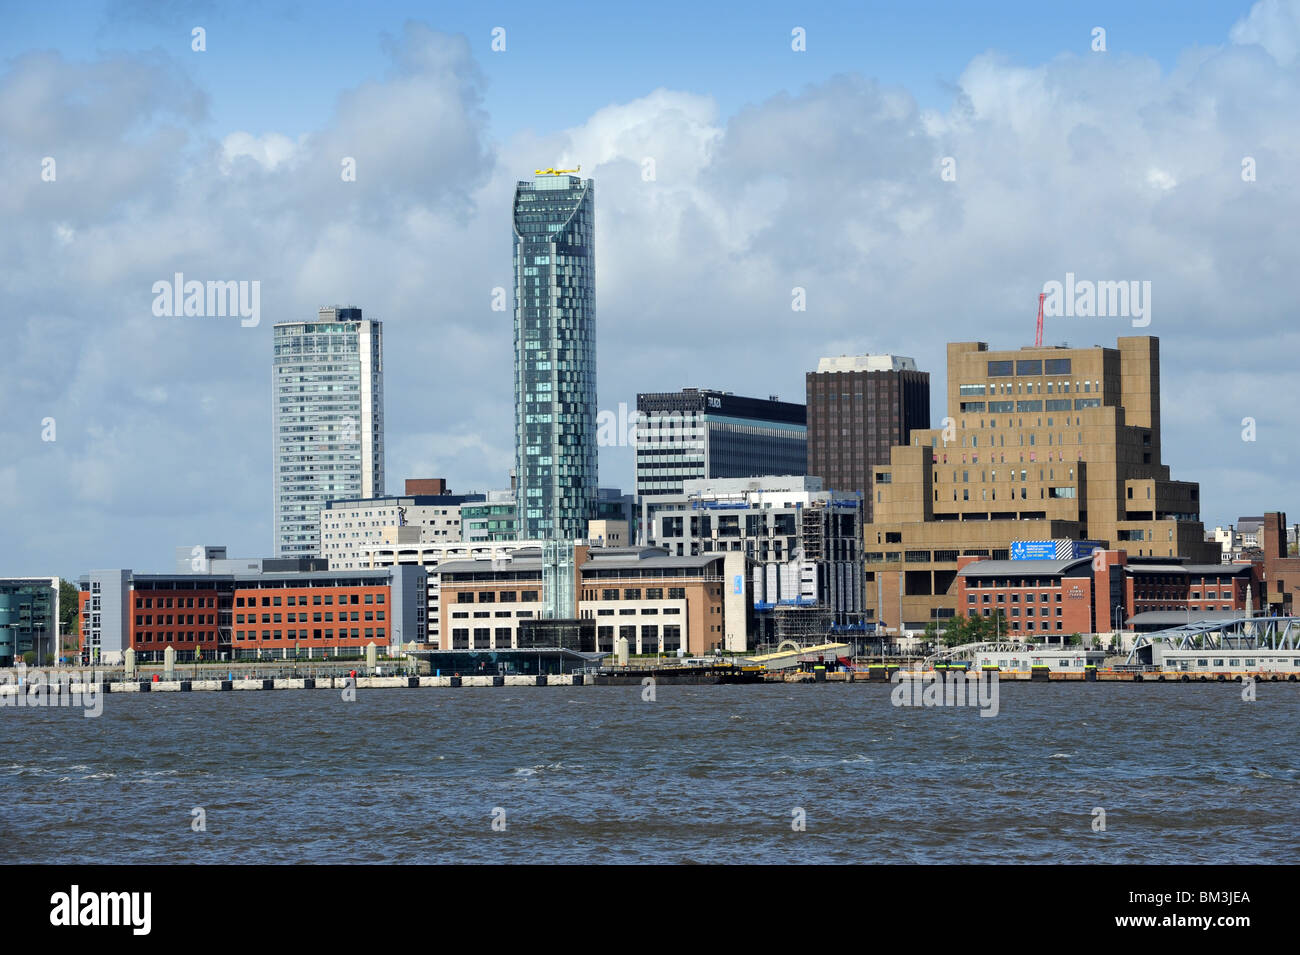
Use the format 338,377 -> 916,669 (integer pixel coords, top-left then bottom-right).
58,578 -> 80,637
942,615 -> 971,647
942,611 -> 1007,647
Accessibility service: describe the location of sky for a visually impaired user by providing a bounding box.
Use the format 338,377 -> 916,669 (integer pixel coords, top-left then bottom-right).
2,0 -> 1298,579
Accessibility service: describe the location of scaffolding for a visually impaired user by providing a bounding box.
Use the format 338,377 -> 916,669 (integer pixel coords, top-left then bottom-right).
770,604 -> 835,645
800,507 -> 824,562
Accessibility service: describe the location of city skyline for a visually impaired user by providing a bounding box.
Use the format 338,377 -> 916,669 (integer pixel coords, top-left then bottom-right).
4,1 -> 1300,578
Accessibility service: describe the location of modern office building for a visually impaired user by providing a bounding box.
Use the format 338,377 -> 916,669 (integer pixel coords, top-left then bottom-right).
273,305 -> 385,557
320,490 -> 485,569
805,354 -> 930,522
0,577 -> 59,666
512,171 -> 597,541
594,486 -> 636,542
866,336 -> 1218,634
344,538 -> 547,647
438,545 -> 749,654
643,476 -> 865,644
79,563 -> 425,663
461,490 -> 519,542
634,388 -> 807,533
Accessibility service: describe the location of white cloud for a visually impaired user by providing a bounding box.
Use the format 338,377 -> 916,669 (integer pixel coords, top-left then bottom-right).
2,11 -> 1299,576
220,131 -> 300,172
1146,168 -> 1177,190
1230,0 -> 1300,65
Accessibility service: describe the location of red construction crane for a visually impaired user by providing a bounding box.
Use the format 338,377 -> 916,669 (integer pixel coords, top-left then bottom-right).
1034,292 -> 1045,347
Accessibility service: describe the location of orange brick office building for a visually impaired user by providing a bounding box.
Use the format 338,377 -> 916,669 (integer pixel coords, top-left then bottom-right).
79,566 -> 426,663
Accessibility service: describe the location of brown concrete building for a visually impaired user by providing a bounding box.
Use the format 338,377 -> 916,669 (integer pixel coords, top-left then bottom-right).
1261,512 -> 1300,615
866,336 -> 1218,633
806,354 -> 930,522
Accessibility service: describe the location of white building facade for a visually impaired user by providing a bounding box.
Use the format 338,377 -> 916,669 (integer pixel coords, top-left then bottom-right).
321,494 -> 485,569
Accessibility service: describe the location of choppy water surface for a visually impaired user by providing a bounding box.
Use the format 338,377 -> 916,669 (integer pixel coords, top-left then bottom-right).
1,684 -> 1296,863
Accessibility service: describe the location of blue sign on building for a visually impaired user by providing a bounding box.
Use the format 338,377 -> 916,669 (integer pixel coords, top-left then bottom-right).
1011,541 -> 1056,560
1010,540 -> 1104,560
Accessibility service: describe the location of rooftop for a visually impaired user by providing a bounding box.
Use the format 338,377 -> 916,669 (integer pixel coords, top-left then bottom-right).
814,354 -> 918,373
958,558 -> 1093,577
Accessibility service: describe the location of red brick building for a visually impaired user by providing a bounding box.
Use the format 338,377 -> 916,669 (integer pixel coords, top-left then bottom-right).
956,550 -> 1263,640
130,584 -> 222,655
79,566 -> 425,663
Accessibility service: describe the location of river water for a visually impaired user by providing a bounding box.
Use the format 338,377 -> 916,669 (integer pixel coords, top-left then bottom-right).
1,683 -> 1295,863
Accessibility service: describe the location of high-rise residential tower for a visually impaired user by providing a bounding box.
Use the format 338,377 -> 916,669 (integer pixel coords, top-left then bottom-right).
805,354 -> 930,522
512,171 -> 597,541
272,306 -> 385,557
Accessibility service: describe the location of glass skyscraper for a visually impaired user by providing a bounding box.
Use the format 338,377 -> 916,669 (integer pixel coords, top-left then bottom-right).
512,173 -> 597,541
272,306 -> 385,557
